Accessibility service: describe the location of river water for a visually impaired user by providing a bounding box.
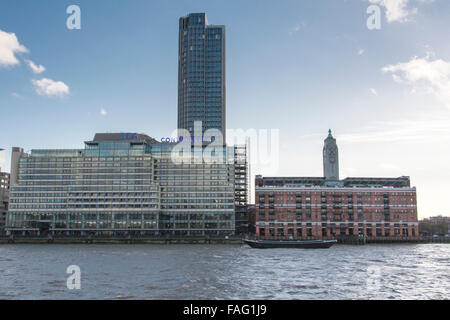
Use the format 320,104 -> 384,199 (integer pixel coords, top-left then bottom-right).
0,243 -> 448,299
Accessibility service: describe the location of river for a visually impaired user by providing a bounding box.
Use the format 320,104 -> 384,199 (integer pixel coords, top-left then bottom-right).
0,243 -> 448,299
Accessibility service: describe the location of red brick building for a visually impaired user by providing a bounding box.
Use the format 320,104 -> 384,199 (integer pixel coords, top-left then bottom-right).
254,131 -> 419,239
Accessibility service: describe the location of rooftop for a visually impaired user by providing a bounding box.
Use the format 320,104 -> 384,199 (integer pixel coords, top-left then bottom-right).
89,133 -> 160,145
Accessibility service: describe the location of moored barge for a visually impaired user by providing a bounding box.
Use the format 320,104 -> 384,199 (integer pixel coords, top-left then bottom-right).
243,239 -> 337,249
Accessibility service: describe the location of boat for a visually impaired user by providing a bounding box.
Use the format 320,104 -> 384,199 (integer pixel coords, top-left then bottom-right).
243,239 -> 337,249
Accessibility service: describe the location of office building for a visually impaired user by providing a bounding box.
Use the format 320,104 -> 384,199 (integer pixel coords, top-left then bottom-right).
178,13 -> 250,232
6,133 -> 236,236
0,171 -> 10,235
254,130 -> 419,239
178,13 -> 226,140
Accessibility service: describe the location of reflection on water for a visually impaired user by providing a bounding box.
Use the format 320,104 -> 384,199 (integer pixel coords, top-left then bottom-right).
0,243 -> 449,299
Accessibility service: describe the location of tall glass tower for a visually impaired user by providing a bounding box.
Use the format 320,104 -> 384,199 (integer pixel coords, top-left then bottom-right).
178,13 -> 226,142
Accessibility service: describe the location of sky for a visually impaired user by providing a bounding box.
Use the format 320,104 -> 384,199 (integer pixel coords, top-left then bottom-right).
1,0 -> 449,218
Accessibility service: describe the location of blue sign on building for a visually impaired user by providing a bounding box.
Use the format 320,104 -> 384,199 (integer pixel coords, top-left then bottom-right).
121,133 -> 138,140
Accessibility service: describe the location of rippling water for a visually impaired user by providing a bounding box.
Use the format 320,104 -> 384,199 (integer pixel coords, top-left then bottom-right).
0,243 -> 449,299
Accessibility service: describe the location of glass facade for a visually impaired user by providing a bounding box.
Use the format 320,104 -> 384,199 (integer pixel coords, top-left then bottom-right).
7,134 -> 235,236
0,171 -> 9,235
178,13 -> 226,140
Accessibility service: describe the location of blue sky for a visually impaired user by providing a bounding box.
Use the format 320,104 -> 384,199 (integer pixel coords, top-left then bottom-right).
1,0 -> 450,218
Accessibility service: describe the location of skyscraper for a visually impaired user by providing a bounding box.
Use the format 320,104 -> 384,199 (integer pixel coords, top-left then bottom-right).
178,13 -> 226,141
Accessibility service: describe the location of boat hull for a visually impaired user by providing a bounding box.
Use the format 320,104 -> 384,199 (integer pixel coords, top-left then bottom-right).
243,239 -> 337,249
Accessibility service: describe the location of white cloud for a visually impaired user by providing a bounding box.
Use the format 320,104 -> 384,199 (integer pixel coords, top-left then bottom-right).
31,78 -> 70,97
25,59 -> 45,74
339,117 -> 450,144
358,48 -> 365,56
370,88 -> 378,96
382,55 -> 450,107
100,108 -> 107,116
0,29 -> 28,67
11,92 -> 23,99
368,0 -> 435,23
369,0 -> 417,23
288,22 -> 305,35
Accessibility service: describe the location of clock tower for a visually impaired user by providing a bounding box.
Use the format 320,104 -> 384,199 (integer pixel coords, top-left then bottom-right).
323,129 -> 339,181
